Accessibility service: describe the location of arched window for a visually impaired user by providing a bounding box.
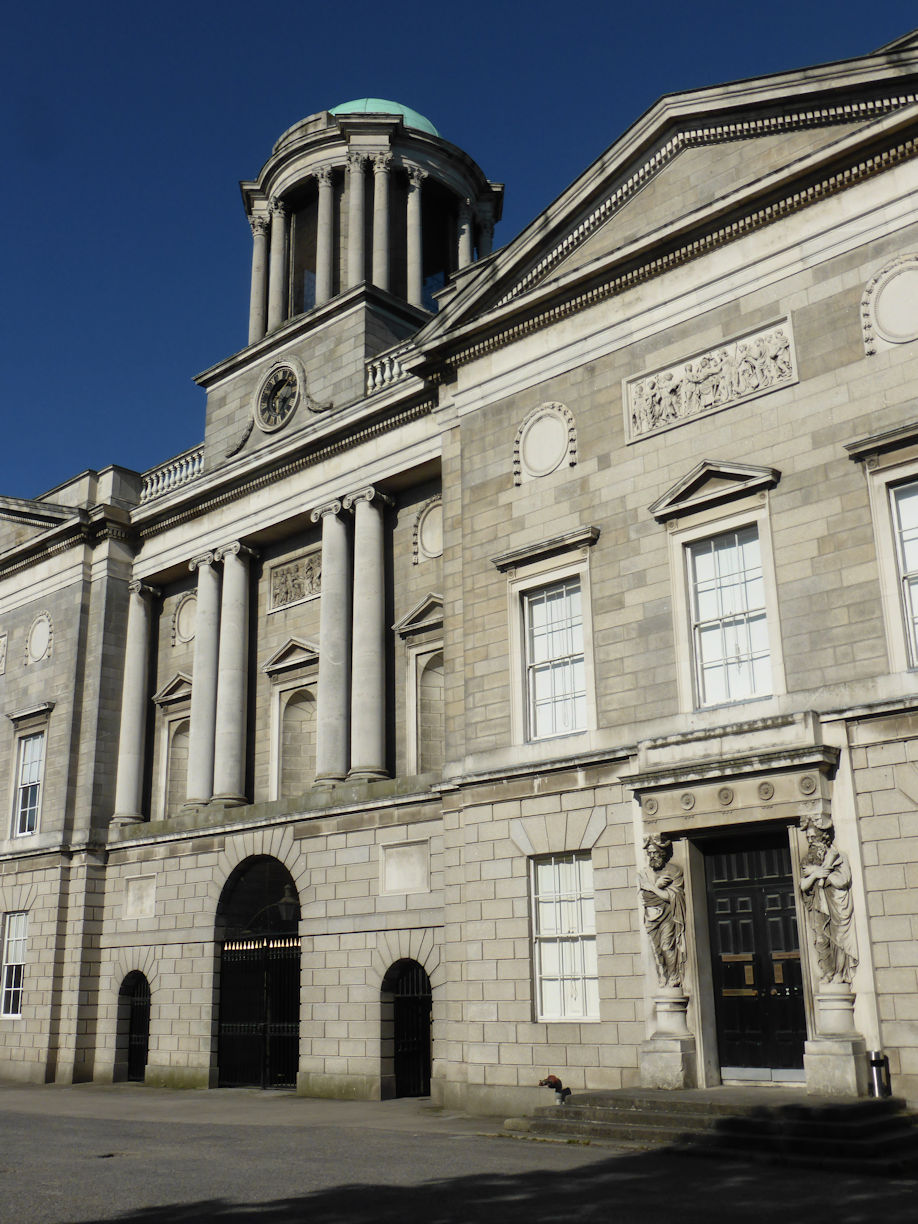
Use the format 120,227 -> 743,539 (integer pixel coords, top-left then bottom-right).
280,690 -> 316,798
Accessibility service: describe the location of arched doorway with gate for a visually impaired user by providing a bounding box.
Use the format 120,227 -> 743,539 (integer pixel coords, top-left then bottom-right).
115,971 -> 151,1083
380,959 -> 432,1098
215,856 -> 301,1089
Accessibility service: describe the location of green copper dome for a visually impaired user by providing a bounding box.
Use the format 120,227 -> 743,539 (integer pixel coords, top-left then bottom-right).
330,98 -> 439,137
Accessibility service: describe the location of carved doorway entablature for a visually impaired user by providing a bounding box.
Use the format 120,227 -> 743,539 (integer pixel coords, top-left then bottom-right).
623,745 -> 839,839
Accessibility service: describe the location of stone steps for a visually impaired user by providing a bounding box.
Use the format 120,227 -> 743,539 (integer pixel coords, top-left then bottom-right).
504,1091 -> 918,1174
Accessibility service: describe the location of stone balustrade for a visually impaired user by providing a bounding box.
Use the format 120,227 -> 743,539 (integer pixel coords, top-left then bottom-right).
365,350 -> 411,395
140,446 -> 205,502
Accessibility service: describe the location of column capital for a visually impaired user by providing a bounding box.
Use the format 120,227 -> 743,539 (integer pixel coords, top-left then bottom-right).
188,551 -> 216,573
407,165 -> 428,189
343,486 -> 393,511
310,499 -> 343,524
346,151 -> 367,174
249,214 -> 270,238
458,197 -> 473,221
373,151 -> 393,174
214,541 -> 258,564
270,196 -> 287,217
128,580 -> 161,599
315,164 -> 334,188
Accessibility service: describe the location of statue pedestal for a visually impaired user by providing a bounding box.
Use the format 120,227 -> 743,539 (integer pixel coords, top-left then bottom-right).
804,983 -> 868,1097
640,989 -> 696,1089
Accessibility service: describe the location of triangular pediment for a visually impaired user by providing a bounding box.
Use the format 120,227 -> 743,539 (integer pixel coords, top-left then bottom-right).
262,637 -> 320,675
411,40 -> 918,353
0,496 -> 75,555
393,593 -> 443,638
649,461 -> 780,522
152,672 -> 193,705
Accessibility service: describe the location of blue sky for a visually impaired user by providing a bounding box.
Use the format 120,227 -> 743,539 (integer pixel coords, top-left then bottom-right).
2,1 -> 914,500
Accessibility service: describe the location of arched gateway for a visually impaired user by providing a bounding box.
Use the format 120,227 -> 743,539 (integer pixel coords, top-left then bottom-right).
381,959 -> 432,1097
215,856 -> 301,1088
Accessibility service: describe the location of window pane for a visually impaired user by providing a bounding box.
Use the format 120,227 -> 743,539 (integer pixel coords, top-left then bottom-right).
689,528 -> 771,706
531,854 -> 597,1020
525,579 -> 586,740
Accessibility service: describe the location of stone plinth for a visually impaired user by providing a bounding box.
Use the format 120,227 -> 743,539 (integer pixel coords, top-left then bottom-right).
640,989 -> 696,1088
804,1037 -> 869,1097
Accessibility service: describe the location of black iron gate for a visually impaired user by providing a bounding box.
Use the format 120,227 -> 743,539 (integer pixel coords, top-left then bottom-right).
126,974 -> 151,1082
391,961 -> 432,1097
218,936 -> 300,1088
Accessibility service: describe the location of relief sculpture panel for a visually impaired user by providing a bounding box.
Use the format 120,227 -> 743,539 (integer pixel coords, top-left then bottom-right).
626,320 -> 797,440
270,551 -> 322,611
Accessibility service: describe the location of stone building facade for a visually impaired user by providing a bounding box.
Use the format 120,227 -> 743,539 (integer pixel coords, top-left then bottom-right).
2,39 -> 918,1111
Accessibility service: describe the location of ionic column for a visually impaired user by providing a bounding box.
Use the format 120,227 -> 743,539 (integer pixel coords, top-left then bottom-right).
372,152 -> 392,292
185,553 -> 220,805
247,215 -> 270,344
406,167 -> 426,308
477,205 -> 495,259
346,152 -> 366,288
267,197 -> 289,331
343,487 -> 391,780
112,580 -> 159,823
457,198 -> 474,269
212,542 -> 255,804
315,165 -> 334,305
310,501 -> 351,784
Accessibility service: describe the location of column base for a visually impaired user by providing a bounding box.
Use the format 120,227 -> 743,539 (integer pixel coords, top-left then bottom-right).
111,813 -> 145,827
346,768 -> 388,782
181,798 -> 211,810
640,1035 -> 697,1089
804,1037 -> 868,1097
210,792 -> 248,807
312,774 -> 346,789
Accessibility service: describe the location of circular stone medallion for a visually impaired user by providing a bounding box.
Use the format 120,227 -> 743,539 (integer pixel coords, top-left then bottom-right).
27,613 -> 52,663
174,594 -> 197,644
417,500 -> 443,560
520,409 -> 568,478
874,267 -> 918,344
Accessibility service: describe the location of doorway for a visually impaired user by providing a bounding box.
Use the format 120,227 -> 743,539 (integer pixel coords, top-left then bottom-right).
381,959 -> 431,1097
703,831 -> 807,1078
118,971 -> 151,1083
216,857 -> 301,1089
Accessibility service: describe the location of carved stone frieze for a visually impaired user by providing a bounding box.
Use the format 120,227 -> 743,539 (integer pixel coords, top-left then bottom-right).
270,550 -> 322,611
626,321 -> 797,440
630,750 -> 837,836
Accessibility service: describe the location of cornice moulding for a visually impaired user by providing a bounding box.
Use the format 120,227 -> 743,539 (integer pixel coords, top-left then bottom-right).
414,100 -> 918,368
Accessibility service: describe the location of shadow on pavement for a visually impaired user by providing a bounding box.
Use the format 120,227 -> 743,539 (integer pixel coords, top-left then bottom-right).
77,1146 -> 918,1224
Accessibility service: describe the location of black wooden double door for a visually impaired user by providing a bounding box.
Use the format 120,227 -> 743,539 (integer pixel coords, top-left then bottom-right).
704,832 -> 807,1072
218,936 -> 300,1088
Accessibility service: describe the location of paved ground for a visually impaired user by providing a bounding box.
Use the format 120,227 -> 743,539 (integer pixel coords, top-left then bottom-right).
0,1082 -> 916,1224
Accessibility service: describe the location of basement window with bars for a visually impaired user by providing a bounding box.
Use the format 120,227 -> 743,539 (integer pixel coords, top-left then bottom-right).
530,853 -> 598,1021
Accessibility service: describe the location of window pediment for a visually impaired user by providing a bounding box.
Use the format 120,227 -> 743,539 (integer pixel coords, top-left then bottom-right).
649,461 -> 780,523
262,638 -> 320,676
393,594 -> 443,638
152,673 -> 193,706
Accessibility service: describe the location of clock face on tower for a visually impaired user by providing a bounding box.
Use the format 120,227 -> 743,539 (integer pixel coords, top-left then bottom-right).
255,362 -> 301,432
